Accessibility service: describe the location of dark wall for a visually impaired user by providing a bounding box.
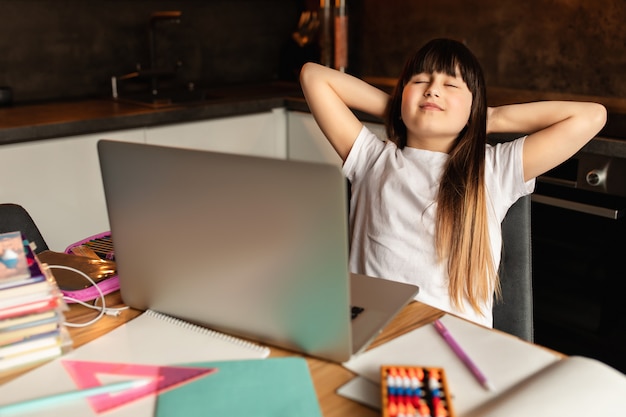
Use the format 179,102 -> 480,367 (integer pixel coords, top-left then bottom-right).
1,0 -> 624,103
0,0 -> 302,103
348,1 -> 625,99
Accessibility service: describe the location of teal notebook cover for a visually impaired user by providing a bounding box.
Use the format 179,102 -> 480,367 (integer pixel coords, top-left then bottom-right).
156,357 -> 322,417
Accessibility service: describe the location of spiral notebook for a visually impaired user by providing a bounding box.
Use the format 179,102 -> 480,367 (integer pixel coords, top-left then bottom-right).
0,309 -> 270,416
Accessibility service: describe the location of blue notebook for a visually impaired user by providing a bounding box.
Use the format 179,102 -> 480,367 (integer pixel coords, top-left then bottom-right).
156,357 -> 322,417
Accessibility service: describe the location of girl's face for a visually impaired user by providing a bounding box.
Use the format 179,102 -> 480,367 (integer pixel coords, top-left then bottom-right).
400,70 -> 473,152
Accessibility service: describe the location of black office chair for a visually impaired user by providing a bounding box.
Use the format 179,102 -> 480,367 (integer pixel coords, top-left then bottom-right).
493,195 -> 534,342
0,203 -> 49,254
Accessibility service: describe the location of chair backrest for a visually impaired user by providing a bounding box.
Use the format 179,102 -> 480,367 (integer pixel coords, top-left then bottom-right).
0,203 -> 49,253
493,195 -> 534,342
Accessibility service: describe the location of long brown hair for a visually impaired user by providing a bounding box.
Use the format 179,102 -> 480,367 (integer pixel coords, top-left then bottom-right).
385,38 -> 497,314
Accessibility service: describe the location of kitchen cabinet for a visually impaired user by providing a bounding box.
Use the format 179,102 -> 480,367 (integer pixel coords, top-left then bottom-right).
287,111 -> 386,165
0,129 -> 145,251
0,110 -> 288,250
146,109 -> 287,159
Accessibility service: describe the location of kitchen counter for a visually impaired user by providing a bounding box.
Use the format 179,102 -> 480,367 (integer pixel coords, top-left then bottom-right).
0,82 -> 305,145
2,80 -> 626,158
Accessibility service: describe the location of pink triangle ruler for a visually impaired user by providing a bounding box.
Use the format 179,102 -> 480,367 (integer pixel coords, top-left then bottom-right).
61,360 -> 217,413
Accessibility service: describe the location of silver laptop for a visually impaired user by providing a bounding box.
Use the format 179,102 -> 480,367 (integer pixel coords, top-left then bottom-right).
97,139 -> 418,363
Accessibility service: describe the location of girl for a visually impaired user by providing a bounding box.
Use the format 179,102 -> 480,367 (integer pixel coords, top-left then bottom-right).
299,38 -> 606,327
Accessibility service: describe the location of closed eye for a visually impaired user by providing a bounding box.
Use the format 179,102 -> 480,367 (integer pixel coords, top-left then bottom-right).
409,74 -> 430,84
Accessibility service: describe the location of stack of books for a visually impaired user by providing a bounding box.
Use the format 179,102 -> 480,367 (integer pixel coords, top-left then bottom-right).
0,231 -> 72,378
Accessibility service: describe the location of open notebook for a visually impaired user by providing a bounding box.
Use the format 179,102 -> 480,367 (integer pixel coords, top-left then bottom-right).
340,314 -> 626,416
97,140 -> 418,363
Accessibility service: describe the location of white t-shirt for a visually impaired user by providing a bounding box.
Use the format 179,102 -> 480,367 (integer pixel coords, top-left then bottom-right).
342,125 -> 535,327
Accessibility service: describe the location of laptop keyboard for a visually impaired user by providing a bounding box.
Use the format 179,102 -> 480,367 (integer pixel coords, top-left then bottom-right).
351,306 -> 365,320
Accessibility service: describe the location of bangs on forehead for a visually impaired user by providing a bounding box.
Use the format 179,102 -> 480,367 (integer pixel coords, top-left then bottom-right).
416,49 -> 460,77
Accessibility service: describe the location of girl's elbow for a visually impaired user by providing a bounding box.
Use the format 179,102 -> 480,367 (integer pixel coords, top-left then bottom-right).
299,62 -> 320,81
299,62 -> 313,84
589,103 -> 608,133
575,103 -> 608,143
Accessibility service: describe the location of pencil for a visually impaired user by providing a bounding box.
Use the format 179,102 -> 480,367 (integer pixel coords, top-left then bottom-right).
0,378 -> 150,414
432,319 -> 495,391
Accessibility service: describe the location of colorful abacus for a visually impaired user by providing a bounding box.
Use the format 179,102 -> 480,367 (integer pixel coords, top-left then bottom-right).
381,365 -> 455,417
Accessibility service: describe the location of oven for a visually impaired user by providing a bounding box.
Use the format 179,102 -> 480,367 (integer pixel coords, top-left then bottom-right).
531,145 -> 626,373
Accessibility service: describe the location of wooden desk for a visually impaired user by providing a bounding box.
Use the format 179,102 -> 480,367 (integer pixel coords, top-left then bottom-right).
2,291 -> 443,417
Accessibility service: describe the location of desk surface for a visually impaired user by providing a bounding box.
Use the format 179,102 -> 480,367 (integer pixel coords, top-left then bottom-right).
1,291 -> 443,417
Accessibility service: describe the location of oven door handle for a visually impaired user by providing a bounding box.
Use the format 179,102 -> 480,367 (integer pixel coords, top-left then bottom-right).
532,194 -> 624,220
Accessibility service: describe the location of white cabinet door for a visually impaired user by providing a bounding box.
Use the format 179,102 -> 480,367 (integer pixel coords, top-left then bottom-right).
0,129 -> 145,251
287,111 -> 385,166
145,109 -> 287,159
0,110 -> 287,251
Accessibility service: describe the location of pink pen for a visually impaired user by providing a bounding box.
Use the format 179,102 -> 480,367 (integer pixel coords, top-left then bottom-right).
432,319 -> 495,391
